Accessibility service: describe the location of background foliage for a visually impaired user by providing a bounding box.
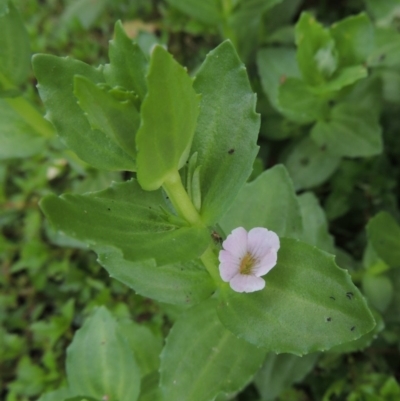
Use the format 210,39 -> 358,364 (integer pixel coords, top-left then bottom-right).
1,0 -> 400,400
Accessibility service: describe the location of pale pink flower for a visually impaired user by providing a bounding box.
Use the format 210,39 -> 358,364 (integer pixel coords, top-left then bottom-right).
218,227 -> 280,293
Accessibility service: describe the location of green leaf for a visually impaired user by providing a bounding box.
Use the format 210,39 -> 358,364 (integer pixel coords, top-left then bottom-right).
217,238 -> 375,354
138,372 -> 162,401
0,2 -> 30,88
368,27 -> 400,68
330,13 -> 374,67
0,99 -> 46,159
362,274 -> 394,313
278,78 -> 327,124
136,45 -> 200,190
311,103 -> 383,158
37,387 -> 72,401
118,319 -> 162,377
59,0 -> 107,30
40,179 -> 210,266
104,21 -> 148,101
257,47 -> 301,113
367,212 -> 400,268
220,165 -> 303,239
164,0 -> 222,25
191,41 -> 260,225
283,136 -> 341,190
98,248 -> 215,305
298,192 -> 335,253
160,299 -> 265,401
295,12 -> 337,85
33,55 -> 136,171
66,307 -> 140,401
254,353 -> 319,400
74,75 -> 139,160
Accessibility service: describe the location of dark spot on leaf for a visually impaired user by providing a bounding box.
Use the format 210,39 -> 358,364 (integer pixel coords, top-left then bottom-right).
166,196 -> 169,199
279,74 -> 287,84
228,148 -> 235,155
101,341 -> 106,345
326,317 -> 332,322
379,54 -> 386,62
320,144 -> 327,151
350,326 -> 355,331
107,208 -> 111,211
300,157 -> 309,166
330,296 -> 335,301
328,100 -> 336,108
346,292 -> 354,300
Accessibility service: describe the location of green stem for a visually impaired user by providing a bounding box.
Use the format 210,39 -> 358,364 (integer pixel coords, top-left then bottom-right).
163,170 -> 203,226
0,71 -> 55,139
163,170 -> 222,284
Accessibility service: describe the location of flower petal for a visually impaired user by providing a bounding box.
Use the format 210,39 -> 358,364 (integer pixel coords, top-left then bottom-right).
247,227 -> 280,260
219,250 -> 240,282
221,227 -> 248,258
252,249 -> 278,277
229,274 -> 265,293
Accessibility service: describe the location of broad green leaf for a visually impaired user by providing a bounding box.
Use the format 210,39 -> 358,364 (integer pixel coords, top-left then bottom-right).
295,12 -> 337,85
365,0 -> 400,24
192,41 -> 260,224
330,13 -> 374,67
97,248 -> 215,305
220,165 -> 303,239
311,103 -> 383,158
278,78 -> 327,124
254,353 -> 319,400
165,0 -> 222,25
74,75 -> 139,160
104,21 -> 147,100
59,0 -> 107,30
368,27 -> 400,68
257,47 -> 301,113
284,136 -> 341,190
136,45 -> 200,190
0,0 -> 9,16
367,212 -> 400,268
298,192 -> 335,253
0,2 -> 30,88
118,320 -> 162,377
33,55 -> 136,171
0,99 -> 46,159
217,238 -> 375,353
160,299 -> 265,401
66,307 -> 140,401
40,179 -> 210,265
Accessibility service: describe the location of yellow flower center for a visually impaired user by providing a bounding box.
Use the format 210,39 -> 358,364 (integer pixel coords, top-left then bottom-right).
239,252 -> 257,275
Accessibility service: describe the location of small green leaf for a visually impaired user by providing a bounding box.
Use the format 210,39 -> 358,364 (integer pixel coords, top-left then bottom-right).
311,103 -> 383,157
37,387 -> 72,401
136,45 -> 200,190
254,353 -> 319,401
283,136 -> 341,190
33,55 -> 136,171
362,274 -> 394,313
160,299 -> 265,401
40,179 -> 210,266
217,238 -> 375,354
295,12 -> 337,85
0,99 -> 45,159
220,165 -> 303,239
330,13 -> 374,67
192,41 -> 260,224
164,0 -> 222,25
257,47 -> 301,114
118,320 -> 162,377
0,2 -> 30,88
74,75 -> 139,160
104,21 -> 147,100
66,307 -> 140,401
278,78 -> 327,124
97,247 -> 215,305
298,192 -> 335,253
367,212 -> 400,268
